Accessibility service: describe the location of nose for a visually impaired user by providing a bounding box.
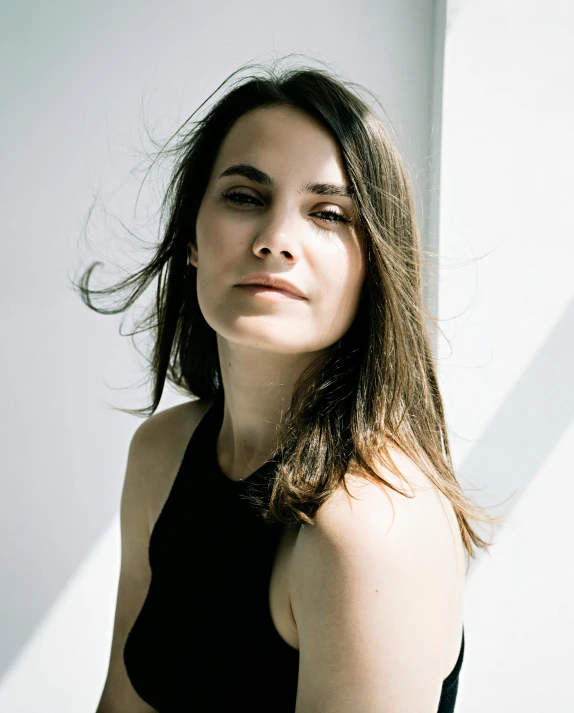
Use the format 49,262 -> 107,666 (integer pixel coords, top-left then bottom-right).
251,205 -> 302,262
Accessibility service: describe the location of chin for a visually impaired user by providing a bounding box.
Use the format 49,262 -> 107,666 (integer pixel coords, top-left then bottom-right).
217,325 -> 317,355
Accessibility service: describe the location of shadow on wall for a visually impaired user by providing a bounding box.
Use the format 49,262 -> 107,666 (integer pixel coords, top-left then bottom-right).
463,296 -> 574,571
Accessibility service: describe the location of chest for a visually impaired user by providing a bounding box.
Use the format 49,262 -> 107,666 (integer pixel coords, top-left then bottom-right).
147,471 -> 300,646
127,499 -> 301,713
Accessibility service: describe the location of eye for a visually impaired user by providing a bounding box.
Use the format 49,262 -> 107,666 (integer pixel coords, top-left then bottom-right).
221,190 -> 261,206
312,210 -> 351,225
221,191 -> 352,226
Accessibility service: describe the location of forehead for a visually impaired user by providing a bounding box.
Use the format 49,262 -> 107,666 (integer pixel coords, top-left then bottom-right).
213,105 -> 348,183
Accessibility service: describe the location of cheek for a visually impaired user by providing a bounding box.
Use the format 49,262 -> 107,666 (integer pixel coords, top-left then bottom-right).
196,205 -> 221,252
196,209 -> 242,267
317,243 -> 365,306
193,209 -> 247,327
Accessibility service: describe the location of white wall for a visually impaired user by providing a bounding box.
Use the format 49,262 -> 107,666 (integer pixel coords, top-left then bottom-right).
0,1 -> 443,710
439,0 -> 574,710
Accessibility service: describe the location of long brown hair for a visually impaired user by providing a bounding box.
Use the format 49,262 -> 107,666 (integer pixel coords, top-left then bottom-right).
72,57 -> 509,572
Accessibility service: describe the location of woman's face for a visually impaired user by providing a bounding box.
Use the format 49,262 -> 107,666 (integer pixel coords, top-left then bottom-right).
191,105 -> 366,356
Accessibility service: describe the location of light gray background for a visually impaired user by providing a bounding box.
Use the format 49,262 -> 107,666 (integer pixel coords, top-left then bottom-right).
1,0 -> 572,710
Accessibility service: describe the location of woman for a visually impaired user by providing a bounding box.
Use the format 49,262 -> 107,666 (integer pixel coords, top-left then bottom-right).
80,60 -> 502,713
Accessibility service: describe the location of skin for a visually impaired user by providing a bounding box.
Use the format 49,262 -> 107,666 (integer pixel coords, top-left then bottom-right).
189,105 -> 366,480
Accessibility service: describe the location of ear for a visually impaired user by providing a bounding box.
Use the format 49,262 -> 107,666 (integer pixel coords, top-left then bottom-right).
187,241 -> 198,268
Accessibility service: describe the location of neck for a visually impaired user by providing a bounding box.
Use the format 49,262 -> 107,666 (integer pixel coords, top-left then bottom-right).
214,335 -> 325,480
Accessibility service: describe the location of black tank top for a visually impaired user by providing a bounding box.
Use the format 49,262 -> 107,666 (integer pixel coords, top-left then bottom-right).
124,393 -> 465,712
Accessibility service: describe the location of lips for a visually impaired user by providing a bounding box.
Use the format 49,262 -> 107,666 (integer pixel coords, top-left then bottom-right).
235,273 -> 307,299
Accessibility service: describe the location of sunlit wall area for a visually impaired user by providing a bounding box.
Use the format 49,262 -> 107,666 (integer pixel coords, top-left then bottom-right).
438,1 -> 574,710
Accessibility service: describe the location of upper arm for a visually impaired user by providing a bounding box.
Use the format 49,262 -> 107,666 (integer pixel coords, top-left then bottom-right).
95,420 -> 158,713
96,400 -> 208,713
290,470 -> 459,713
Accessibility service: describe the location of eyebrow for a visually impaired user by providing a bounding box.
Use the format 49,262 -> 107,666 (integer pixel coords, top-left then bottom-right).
217,163 -> 355,200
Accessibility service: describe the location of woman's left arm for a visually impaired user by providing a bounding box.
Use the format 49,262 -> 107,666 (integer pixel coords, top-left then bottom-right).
290,472 -> 459,713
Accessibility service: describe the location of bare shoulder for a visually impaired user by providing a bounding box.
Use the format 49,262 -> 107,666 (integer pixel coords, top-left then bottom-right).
131,397 -> 212,461
291,443 -> 465,643
289,448 -> 466,710
131,397 -> 214,532
304,445 -> 463,561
